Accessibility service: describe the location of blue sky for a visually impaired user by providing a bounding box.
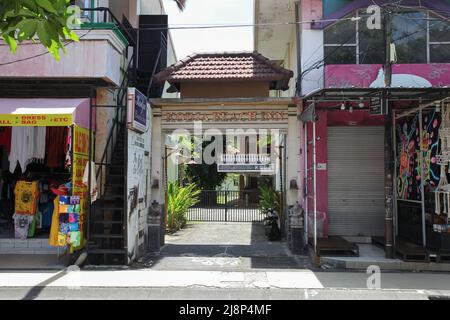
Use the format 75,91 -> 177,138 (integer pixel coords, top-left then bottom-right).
163,0 -> 254,60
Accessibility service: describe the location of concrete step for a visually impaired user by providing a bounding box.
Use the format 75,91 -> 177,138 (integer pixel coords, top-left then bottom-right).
0,238 -> 67,255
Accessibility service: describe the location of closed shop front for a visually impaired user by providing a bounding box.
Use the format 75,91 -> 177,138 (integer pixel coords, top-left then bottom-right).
327,126 -> 385,237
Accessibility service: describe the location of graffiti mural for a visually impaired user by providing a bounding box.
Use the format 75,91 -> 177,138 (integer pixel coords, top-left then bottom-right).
397,115 -> 420,200
396,111 -> 441,200
421,111 -> 441,190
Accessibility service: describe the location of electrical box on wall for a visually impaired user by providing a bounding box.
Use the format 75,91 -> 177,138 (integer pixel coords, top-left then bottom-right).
317,163 -> 327,171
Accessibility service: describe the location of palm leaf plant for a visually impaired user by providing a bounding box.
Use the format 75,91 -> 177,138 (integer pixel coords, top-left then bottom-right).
258,185 -> 280,215
167,182 -> 200,232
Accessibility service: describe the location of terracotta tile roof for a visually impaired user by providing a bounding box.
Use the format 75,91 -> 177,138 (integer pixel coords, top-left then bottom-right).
154,51 -> 294,91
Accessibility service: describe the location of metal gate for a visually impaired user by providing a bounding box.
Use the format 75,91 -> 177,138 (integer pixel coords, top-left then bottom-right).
187,190 -> 265,222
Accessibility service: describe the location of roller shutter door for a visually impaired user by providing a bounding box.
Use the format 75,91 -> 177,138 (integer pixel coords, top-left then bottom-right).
327,126 -> 385,237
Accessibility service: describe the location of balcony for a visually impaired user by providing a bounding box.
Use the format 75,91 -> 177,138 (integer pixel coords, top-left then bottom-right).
0,8 -> 134,95
217,154 -> 276,174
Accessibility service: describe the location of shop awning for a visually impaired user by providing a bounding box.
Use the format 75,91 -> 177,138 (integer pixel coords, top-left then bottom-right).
302,87 -> 450,103
0,98 -> 91,128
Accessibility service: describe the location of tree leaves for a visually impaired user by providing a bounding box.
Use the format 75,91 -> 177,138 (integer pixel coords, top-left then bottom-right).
36,0 -> 57,14
17,19 -> 38,41
2,34 -> 17,54
0,0 -> 78,60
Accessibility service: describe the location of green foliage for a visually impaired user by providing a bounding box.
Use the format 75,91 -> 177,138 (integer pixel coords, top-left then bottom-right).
167,182 -> 201,232
184,163 -> 227,190
258,185 -> 280,215
0,0 -> 79,60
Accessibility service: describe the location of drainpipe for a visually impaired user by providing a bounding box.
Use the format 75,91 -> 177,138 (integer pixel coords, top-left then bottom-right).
295,1 -> 302,96
384,9 -> 395,259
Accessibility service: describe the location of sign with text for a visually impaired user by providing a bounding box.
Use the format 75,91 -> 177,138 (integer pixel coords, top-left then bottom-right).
73,126 -> 89,156
72,126 -> 92,196
0,114 -> 72,126
163,110 -> 288,123
127,88 -> 148,133
369,96 -> 386,115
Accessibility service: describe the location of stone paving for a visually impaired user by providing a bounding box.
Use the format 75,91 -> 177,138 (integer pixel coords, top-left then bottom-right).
134,222 -> 311,271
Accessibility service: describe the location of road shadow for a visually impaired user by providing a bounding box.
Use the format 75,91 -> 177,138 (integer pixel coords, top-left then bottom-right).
135,221 -> 308,270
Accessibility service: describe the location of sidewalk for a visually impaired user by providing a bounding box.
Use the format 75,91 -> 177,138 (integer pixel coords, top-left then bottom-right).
1,269 -> 450,292
319,244 -> 450,272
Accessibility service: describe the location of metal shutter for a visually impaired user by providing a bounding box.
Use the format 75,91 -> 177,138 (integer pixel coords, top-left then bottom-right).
327,126 -> 385,237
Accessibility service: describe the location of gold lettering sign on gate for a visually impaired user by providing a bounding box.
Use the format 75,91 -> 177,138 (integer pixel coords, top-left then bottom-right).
163,111 -> 287,123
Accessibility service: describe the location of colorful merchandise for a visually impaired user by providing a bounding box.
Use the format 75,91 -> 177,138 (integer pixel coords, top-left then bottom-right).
27,214 -> 37,238
69,223 -> 79,232
57,232 -> 67,246
0,127 -> 12,155
69,213 -> 79,223
9,127 -> 46,173
69,231 -> 81,247
49,195 -> 85,249
46,126 -> 68,168
49,196 -> 62,246
12,213 -> 34,240
14,180 -> 39,215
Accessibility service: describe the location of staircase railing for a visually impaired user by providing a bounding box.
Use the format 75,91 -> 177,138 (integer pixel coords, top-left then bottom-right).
95,56 -> 134,199
80,7 -> 136,47
145,32 -> 168,98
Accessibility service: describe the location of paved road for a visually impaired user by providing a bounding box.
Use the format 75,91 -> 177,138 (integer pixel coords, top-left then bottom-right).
1,286 -> 448,300
132,222 -> 311,271
0,269 -> 449,300
1,222 -> 449,300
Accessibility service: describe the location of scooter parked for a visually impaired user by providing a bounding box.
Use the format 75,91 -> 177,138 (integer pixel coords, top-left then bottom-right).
264,208 -> 281,241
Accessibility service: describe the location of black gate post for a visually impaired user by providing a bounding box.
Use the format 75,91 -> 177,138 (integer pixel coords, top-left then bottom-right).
225,191 -> 228,222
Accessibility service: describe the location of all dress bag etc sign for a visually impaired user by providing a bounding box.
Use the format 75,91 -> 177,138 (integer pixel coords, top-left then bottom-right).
127,88 -> 148,133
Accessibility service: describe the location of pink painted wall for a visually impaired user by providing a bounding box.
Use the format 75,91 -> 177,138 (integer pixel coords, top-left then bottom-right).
306,109 -> 328,237
306,109 -> 385,238
301,0 -> 323,30
325,64 -> 450,88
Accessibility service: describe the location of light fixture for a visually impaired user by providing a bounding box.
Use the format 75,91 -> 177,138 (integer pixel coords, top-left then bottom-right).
358,98 -> 365,108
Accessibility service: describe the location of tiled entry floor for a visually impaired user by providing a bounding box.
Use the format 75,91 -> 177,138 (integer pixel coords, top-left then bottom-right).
0,238 -> 65,255
0,238 -> 69,270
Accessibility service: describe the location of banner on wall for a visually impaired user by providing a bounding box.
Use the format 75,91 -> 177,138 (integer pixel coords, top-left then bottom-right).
0,114 -> 73,126
72,126 -> 91,197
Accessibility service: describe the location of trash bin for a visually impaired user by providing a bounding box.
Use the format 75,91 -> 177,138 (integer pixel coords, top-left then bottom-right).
288,202 -> 304,254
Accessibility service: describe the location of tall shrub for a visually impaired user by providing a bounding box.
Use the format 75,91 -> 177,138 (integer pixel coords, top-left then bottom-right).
167,182 -> 201,232
258,185 -> 280,215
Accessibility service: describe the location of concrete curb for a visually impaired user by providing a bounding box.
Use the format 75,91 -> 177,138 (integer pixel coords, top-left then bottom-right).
320,257 -> 450,272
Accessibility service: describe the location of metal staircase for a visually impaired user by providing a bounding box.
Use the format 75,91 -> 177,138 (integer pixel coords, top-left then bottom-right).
87,23 -> 168,265
87,58 -> 133,265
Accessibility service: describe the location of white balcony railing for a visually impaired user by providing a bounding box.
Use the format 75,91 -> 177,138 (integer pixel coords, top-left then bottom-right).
219,154 -> 272,165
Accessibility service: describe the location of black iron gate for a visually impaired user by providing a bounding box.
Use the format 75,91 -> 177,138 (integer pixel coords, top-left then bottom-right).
187,190 -> 265,222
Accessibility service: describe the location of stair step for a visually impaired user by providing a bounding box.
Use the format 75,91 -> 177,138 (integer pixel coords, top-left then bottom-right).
88,249 -> 126,254
101,195 -> 124,201
92,220 -> 124,224
101,207 -> 124,211
90,234 -> 124,239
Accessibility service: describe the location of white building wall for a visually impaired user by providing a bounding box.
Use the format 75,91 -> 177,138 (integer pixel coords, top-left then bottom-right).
301,29 -> 324,96
286,106 -> 301,206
